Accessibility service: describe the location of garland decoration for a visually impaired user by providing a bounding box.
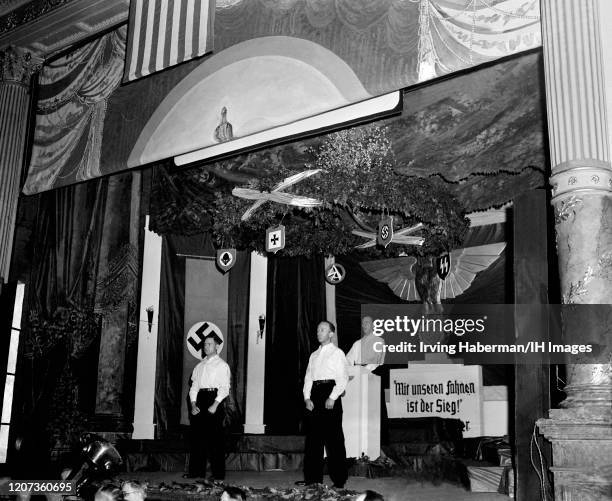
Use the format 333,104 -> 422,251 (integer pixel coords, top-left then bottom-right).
210,125 -> 469,257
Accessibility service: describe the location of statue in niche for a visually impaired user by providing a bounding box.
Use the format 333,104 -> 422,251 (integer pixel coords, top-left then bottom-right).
214,107 -> 234,143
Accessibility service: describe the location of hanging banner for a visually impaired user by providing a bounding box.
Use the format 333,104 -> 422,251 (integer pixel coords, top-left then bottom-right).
325,262 -> 346,285
388,365 -> 483,437
436,253 -> 451,280
377,215 -> 394,248
265,225 -> 285,254
216,248 -> 236,273
124,0 -> 215,82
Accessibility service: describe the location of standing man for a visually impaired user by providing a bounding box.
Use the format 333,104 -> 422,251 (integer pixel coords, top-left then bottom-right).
185,332 -> 231,481
302,321 -> 349,488
346,316 -> 385,371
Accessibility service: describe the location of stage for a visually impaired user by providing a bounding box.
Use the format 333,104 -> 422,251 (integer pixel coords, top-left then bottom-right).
112,427 -> 513,500
113,470 -> 509,501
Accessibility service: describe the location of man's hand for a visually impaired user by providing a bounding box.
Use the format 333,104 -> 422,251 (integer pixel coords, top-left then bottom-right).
305,399 -> 314,411
325,398 -> 335,409
191,402 -> 200,415
208,401 -> 219,414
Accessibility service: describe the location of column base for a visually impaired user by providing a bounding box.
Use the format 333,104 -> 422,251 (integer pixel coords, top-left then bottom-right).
244,423 -> 266,434
132,422 -> 156,439
549,467 -> 612,501
537,407 -> 612,500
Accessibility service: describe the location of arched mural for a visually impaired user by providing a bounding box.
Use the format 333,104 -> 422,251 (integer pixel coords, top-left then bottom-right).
128,36 -> 372,167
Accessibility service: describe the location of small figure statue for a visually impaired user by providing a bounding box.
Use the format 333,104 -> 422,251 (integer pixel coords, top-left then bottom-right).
214,107 -> 233,143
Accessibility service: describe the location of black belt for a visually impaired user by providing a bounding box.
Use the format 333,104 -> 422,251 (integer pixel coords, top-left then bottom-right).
313,379 -> 335,385
199,388 -> 217,392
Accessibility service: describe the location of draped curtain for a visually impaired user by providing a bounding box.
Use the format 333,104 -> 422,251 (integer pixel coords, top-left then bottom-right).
154,236 -> 185,437
215,0 -> 540,93
264,255 -> 326,434
13,171 -> 141,464
23,27 -> 126,195
226,251 -> 251,431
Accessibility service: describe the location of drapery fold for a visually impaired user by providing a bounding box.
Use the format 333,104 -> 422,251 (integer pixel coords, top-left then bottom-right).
226,251 -> 251,430
14,171 -> 141,457
23,27 -> 126,195
264,255 -> 326,434
154,236 -> 186,437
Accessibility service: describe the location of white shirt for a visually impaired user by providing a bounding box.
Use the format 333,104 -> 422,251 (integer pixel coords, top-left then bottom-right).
346,334 -> 385,371
303,343 -> 349,401
189,354 -> 231,403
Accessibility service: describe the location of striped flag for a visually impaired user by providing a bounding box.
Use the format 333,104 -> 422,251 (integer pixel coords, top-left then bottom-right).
124,0 -> 214,82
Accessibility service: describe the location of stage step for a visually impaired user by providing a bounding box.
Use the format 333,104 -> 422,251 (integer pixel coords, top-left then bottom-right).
118,435 -> 305,473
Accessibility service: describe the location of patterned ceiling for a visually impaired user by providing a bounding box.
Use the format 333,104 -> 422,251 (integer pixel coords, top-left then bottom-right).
0,0 -> 30,17
0,0 -> 128,57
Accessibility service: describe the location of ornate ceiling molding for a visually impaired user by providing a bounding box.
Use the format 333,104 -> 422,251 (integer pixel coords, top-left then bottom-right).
0,0 -> 76,35
0,0 -> 128,59
0,0 -> 31,18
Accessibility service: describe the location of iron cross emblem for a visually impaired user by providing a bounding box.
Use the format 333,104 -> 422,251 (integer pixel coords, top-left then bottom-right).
266,225 -> 285,253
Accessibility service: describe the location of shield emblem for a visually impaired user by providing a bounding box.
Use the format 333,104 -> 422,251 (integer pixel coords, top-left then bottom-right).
325,263 -> 346,285
216,249 -> 236,272
377,216 -> 394,248
436,253 -> 451,280
266,225 -> 285,254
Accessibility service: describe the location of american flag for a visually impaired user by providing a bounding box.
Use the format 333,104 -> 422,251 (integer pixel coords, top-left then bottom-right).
124,0 -> 214,82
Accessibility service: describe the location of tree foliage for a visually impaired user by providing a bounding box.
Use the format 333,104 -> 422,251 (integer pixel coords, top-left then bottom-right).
210,125 -> 469,257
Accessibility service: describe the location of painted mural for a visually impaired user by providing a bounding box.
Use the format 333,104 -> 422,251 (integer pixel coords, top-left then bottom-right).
23,0 -> 541,194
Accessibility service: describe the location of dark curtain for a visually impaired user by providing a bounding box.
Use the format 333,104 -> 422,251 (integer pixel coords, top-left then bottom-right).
226,251 -> 251,431
12,171 -> 141,468
335,254 -> 408,354
264,255 -> 326,435
154,236 -> 185,437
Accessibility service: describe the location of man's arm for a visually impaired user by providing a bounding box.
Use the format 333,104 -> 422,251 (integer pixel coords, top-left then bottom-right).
328,350 -> 349,400
214,363 -> 231,403
189,364 -> 201,414
189,364 -> 201,403
303,355 -> 313,400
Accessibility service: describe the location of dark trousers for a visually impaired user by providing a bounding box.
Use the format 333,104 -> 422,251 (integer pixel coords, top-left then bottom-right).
303,381 -> 348,486
188,390 -> 225,479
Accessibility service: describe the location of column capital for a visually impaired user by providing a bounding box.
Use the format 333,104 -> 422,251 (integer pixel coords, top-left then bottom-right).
0,46 -> 42,85
550,160 -> 612,203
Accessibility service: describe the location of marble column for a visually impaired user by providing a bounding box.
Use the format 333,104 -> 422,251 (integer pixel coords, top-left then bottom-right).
537,1 -> 612,499
0,47 -> 39,284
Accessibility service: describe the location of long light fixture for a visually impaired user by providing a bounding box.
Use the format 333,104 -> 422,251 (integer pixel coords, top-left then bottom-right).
174,91 -> 401,167
0,282 -> 25,463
